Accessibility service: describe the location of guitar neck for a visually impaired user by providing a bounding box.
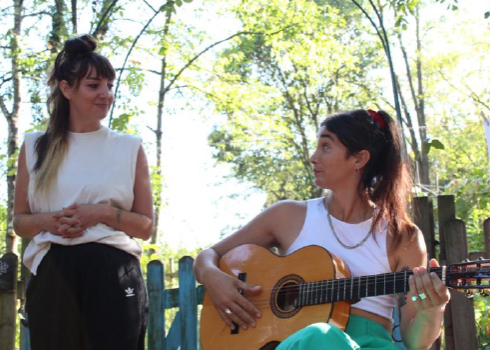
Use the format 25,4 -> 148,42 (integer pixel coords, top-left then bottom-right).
295,268 -> 444,306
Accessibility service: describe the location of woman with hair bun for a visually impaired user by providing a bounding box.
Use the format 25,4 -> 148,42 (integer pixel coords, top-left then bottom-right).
13,34 -> 153,350
194,109 -> 450,349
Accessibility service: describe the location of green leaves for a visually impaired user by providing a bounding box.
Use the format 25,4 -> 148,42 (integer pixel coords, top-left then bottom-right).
423,138 -> 445,154
150,166 -> 165,210
434,0 -> 459,11
161,0 -> 193,15
111,113 -> 132,132
204,0 -> 382,201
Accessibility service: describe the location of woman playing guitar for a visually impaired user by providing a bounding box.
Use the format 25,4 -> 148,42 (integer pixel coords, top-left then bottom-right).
194,109 -> 450,349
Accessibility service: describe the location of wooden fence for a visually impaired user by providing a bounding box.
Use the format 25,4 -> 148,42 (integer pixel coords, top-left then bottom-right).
1,195 -> 489,350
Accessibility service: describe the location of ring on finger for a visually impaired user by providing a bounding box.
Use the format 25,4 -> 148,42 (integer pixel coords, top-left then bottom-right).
224,308 -> 233,315
411,295 -> 418,302
419,292 -> 427,300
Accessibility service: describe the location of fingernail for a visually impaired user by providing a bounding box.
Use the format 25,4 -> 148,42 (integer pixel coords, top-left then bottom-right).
242,324 -> 247,330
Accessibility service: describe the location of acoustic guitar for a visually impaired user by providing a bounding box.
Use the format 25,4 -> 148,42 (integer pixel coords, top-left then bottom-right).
199,244 -> 490,350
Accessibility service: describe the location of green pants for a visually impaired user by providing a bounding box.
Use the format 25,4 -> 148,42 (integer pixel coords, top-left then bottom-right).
276,315 -> 400,350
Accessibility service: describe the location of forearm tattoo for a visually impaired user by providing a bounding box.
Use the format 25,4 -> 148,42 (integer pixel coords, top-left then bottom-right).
397,266 -> 410,309
398,292 -> 407,309
116,209 -> 122,223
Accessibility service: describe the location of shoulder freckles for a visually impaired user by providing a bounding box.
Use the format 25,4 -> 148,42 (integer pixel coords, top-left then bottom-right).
399,225 -> 424,249
412,226 -> 426,251
396,225 -> 427,269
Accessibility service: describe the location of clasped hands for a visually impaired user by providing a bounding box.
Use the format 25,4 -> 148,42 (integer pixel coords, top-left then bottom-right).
51,203 -> 102,239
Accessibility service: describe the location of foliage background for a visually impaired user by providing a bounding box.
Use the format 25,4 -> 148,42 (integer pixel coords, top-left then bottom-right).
0,0 -> 489,347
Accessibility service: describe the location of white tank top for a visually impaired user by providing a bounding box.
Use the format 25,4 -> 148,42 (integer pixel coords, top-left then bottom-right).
286,197 -> 397,322
23,126 -> 143,274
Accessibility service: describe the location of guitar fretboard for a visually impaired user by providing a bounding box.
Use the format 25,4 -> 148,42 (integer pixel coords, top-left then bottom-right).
294,268 -> 442,306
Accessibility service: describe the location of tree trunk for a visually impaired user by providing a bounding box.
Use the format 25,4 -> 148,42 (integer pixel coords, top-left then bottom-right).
71,0 -> 77,34
396,5 -> 430,188
93,0 -> 116,40
414,6 -> 430,186
3,0 -> 23,254
150,9 -> 173,249
49,0 -> 68,53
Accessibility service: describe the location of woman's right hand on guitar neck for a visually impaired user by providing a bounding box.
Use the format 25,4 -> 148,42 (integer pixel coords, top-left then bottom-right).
194,247 -> 262,331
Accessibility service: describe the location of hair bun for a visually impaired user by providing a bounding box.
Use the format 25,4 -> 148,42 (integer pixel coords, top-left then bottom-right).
63,35 -> 97,58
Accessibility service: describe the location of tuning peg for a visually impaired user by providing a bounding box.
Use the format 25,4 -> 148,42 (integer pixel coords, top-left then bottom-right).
464,290 -> 474,299
480,290 -> 489,297
479,257 -> 484,260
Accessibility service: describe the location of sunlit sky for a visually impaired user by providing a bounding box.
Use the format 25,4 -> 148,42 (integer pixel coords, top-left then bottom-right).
117,1 -> 269,249
0,0 -> 268,250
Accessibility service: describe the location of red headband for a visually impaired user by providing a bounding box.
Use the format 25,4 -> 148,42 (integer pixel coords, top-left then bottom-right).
367,109 -> 385,130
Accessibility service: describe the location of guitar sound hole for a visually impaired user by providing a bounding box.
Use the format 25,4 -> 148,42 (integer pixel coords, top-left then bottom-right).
277,282 -> 299,312
271,274 -> 304,319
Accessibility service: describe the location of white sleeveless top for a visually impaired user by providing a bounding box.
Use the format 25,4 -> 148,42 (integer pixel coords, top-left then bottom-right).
23,126 -> 143,275
286,197 -> 397,322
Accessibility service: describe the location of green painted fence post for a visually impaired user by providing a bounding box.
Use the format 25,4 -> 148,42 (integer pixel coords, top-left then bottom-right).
147,260 -> 165,350
178,256 -> 198,350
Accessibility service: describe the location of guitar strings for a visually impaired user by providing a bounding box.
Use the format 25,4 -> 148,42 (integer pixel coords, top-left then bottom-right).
240,265 -> 487,297
228,267 -> 489,310
232,271 -> 420,310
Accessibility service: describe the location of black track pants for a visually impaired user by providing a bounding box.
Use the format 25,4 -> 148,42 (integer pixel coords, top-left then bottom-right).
26,243 -> 148,350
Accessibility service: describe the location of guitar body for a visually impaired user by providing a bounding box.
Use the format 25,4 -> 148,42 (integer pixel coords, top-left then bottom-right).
200,244 -> 352,350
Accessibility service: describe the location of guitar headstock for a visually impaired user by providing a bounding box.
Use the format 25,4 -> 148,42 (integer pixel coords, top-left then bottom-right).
446,258 -> 490,298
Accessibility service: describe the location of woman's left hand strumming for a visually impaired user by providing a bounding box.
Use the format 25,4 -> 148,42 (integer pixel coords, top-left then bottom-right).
409,259 -> 451,315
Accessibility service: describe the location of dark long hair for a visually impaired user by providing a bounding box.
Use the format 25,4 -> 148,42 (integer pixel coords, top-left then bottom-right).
321,109 -> 415,248
34,34 -> 115,193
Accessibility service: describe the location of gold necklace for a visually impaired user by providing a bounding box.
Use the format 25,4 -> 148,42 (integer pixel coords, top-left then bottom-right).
326,199 -> 373,250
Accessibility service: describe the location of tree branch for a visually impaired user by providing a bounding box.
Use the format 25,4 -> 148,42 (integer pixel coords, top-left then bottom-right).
350,0 -> 402,124
0,95 -> 11,118
141,0 -> 158,14
164,25 -> 295,94
22,11 -> 51,17
93,0 -> 119,36
108,2 -> 166,125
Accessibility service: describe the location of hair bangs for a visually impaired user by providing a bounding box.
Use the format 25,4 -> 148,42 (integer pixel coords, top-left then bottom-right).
70,54 -> 115,88
87,54 -> 116,81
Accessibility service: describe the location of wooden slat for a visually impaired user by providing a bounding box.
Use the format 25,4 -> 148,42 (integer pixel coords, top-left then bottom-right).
437,195 -> 455,264
147,260 -> 165,350
445,219 -> 478,350
413,196 -> 437,260
0,252 -> 18,350
178,256 -> 198,350
437,195 -> 456,350
164,284 -> 204,308
166,311 -> 181,350
484,218 -> 490,259
413,197 -> 441,349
